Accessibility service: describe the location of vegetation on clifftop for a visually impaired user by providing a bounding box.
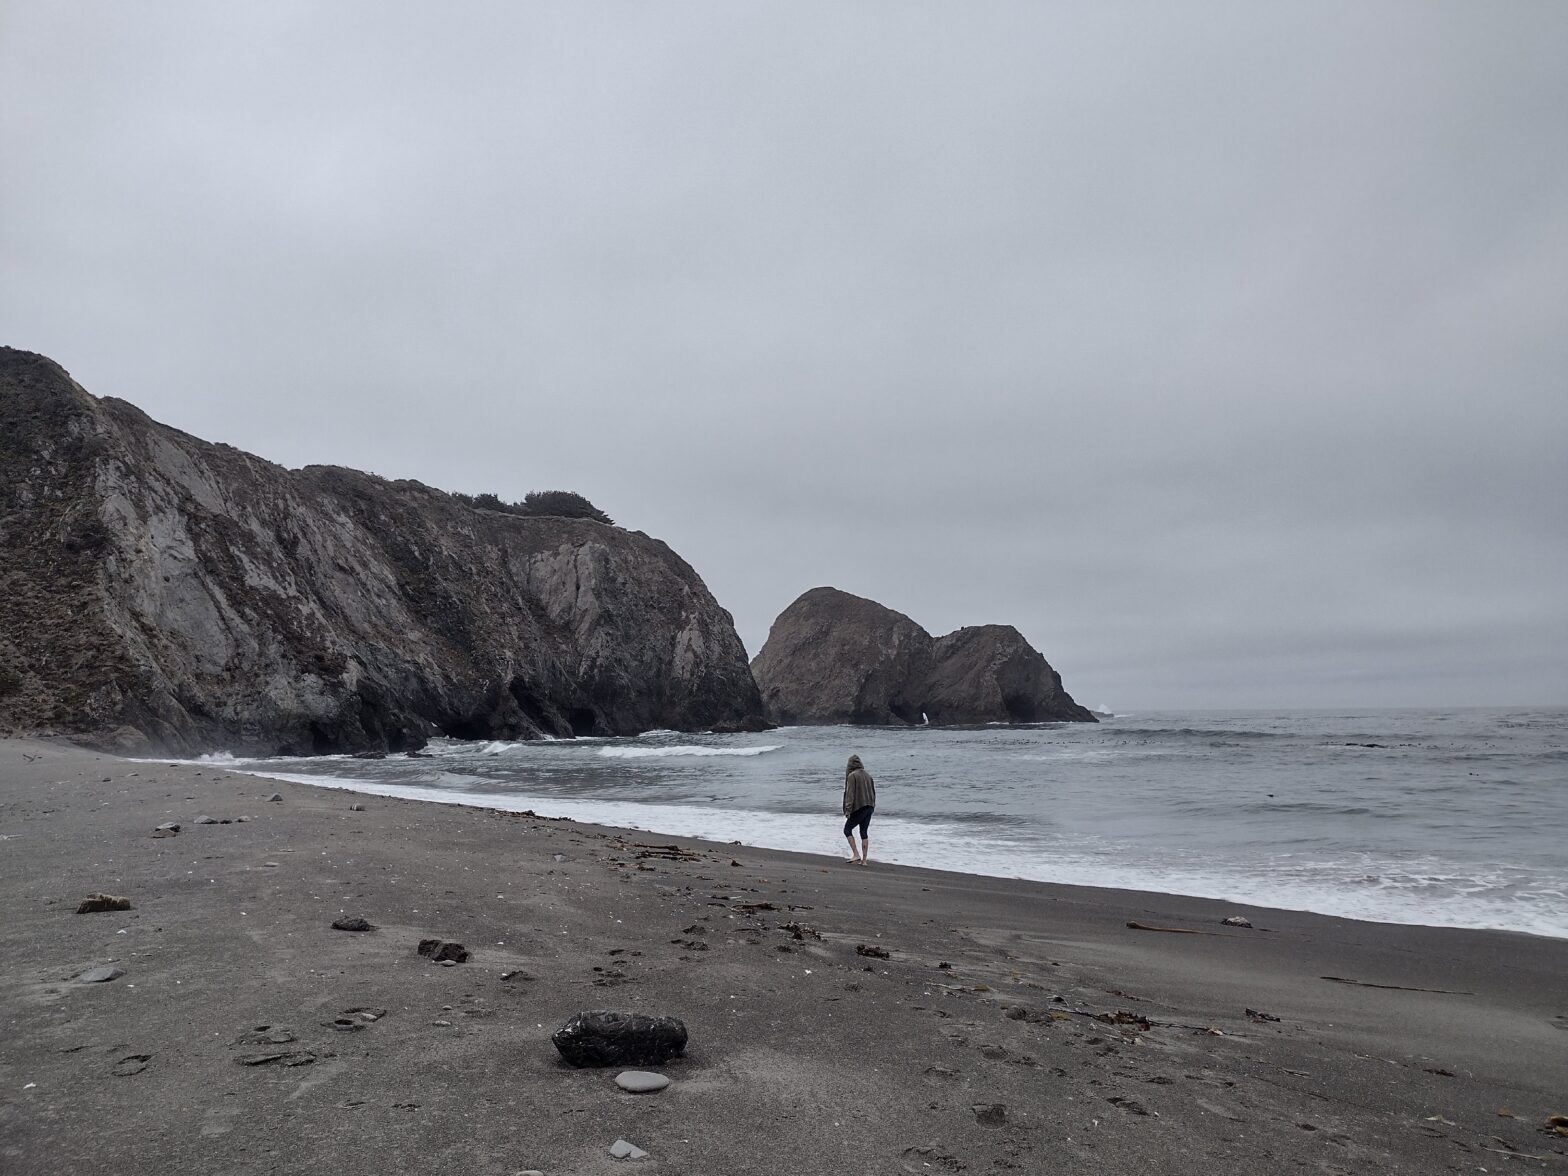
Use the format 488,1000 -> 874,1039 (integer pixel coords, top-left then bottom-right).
450,488 -> 614,526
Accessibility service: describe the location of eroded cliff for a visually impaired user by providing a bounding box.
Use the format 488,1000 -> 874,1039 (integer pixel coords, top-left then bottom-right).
0,348 -> 763,753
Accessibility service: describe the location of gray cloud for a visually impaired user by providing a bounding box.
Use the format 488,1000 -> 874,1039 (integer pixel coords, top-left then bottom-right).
4,2 -> 1565,708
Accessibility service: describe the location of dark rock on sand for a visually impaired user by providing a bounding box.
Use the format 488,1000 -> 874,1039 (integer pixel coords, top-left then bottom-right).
153,822 -> 180,836
332,916 -> 375,932
552,1010 -> 688,1068
751,587 -> 1094,726
0,346 -> 765,755
417,938 -> 469,963
76,893 -> 132,913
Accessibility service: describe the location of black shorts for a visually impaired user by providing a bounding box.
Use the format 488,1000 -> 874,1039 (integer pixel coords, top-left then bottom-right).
844,805 -> 873,838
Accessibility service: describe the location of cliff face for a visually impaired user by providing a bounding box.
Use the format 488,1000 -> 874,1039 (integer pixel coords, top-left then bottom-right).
0,348 -> 763,753
751,587 -> 1095,726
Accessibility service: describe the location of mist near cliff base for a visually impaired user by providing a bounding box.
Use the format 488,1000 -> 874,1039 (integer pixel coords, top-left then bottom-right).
2,3 -> 1564,709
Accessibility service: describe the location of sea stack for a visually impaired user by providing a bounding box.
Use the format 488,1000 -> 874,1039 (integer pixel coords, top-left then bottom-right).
0,347 -> 765,754
750,587 -> 1095,726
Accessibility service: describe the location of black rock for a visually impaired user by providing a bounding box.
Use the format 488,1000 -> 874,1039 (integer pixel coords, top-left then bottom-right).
552,1010 -> 688,1068
708,715 -> 778,734
417,938 -> 469,963
332,916 -> 374,932
76,893 -> 133,913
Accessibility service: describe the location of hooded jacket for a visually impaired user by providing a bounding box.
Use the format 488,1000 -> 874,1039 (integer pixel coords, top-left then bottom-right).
842,754 -> 876,816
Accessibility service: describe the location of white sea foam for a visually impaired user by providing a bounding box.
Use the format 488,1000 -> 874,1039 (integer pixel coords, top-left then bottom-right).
597,744 -> 782,759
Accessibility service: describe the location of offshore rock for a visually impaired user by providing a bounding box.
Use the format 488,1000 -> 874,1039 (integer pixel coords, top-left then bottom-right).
0,348 -> 763,754
552,1010 -> 688,1068
751,587 -> 1094,726
749,588 -> 934,725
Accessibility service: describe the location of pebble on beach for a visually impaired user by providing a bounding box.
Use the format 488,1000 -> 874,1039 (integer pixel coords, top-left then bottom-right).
608,1139 -> 648,1159
614,1071 -> 670,1093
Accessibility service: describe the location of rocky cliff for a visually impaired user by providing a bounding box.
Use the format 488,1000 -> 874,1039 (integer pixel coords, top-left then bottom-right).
751,587 -> 1095,726
0,348 -> 764,754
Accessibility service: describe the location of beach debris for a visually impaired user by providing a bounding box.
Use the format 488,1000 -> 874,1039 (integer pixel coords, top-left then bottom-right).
1497,1108 -> 1516,1118
552,1010 -> 687,1068
551,853 -> 568,862
1126,921 -> 1214,935
267,793 -> 283,802
1246,1008 -> 1281,1023
75,966 -> 125,984
1094,1010 -> 1153,1030
608,1138 -> 649,1160
1221,915 -> 1252,927
729,859 -> 741,867
1546,1114 -> 1568,1136
417,938 -> 470,963
614,1070 -> 670,1093
632,842 -> 701,862
1424,1114 -> 1457,1126
780,920 -> 821,941
331,916 -> 375,932
235,1051 -> 316,1067
152,822 -> 180,837
1321,976 -> 1475,995
1423,1066 -> 1455,1076
112,1053 -> 151,1077
1107,1096 -> 1153,1116
500,969 -> 536,983
856,944 -> 891,959
731,900 -> 776,914
76,893 -> 132,914
348,803 -> 366,811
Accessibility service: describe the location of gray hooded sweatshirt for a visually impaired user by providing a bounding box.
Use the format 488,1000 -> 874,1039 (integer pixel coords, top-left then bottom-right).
842,754 -> 876,816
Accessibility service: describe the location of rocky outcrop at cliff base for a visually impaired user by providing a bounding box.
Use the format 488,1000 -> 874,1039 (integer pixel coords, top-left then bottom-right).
750,587 -> 1094,726
0,347 -> 763,754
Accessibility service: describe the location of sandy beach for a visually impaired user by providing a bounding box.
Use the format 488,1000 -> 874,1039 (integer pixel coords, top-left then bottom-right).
1,737 -> 1565,1175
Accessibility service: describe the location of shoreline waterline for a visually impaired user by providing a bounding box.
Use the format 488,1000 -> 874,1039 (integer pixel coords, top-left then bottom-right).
157,751 -> 1568,943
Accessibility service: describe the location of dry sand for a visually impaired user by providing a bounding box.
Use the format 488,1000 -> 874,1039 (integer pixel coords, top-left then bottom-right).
1,738 -> 1565,1174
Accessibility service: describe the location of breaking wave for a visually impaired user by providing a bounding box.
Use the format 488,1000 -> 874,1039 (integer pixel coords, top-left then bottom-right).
597,744 -> 782,759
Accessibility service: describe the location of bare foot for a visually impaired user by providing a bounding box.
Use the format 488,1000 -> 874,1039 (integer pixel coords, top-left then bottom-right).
844,858 -> 862,864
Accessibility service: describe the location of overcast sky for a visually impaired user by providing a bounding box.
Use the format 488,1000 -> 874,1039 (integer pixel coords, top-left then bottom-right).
4,3 -> 1565,710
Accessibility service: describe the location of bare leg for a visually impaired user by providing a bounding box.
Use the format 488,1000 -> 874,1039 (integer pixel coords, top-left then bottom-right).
844,834 -> 862,864
859,836 -> 870,866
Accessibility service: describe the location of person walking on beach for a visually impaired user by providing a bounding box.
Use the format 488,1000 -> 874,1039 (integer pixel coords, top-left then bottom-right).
842,754 -> 876,866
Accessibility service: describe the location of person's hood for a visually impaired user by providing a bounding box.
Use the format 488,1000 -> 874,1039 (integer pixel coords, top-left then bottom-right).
846,754 -> 863,771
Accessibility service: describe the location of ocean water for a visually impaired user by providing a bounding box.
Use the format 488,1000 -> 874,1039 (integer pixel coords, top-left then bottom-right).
177,708 -> 1568,940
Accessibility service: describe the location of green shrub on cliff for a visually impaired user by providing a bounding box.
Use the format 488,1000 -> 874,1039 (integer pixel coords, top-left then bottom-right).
451,489 -> 614,526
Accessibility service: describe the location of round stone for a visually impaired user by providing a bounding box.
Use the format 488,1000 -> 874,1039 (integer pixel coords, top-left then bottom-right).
614,1071 -> 670,1094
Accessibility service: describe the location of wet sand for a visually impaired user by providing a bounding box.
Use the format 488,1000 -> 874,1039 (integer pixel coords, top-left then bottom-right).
1,737 -> 1565,1174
